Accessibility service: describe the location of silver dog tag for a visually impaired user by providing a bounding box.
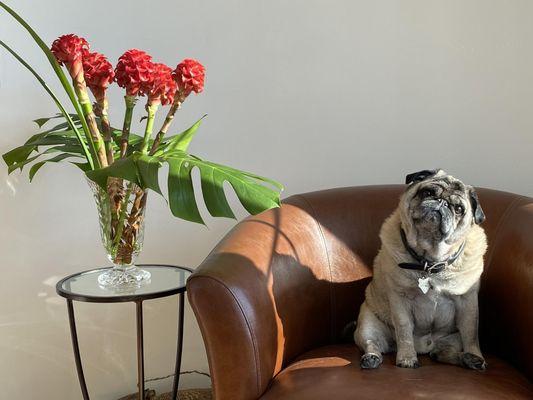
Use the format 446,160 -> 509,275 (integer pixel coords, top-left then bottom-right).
418,277 -> 430,294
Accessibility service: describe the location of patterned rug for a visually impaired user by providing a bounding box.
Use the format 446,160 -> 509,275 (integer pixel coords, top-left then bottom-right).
159,389 -> 212,399
118,389 -> 212,400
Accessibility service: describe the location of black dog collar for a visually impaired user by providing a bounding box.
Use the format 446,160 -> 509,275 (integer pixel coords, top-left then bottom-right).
398,229 -> 465,274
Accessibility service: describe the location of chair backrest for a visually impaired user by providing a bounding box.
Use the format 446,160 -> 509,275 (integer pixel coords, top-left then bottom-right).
288,185 -> 532,377
189,184 -> 533,399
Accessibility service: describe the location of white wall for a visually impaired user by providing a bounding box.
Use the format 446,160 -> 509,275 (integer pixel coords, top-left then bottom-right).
1,0 -> 533,398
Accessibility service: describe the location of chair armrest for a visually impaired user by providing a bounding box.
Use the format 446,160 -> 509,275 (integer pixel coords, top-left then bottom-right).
187,260 -> 268,400
480,195 -> 533,379
187,196 -> 333,400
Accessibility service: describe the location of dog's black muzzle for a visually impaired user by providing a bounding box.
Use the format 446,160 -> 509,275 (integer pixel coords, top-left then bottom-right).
420,198 -> 454,236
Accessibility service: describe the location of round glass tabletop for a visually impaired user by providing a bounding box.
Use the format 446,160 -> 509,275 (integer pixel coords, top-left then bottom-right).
56,264 -> 193,303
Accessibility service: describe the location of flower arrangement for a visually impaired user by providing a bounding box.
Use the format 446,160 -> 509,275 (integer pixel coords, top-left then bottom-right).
0,3 -> 282,287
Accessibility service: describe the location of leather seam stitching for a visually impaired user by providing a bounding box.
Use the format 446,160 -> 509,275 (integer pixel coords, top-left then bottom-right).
485,195 -> 526,269
188,274 -> 263,397
295,194 -> 336,342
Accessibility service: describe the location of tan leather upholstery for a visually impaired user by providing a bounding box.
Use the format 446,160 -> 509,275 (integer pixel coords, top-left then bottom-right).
260,345 -> 533,400
187,185 -> 533,399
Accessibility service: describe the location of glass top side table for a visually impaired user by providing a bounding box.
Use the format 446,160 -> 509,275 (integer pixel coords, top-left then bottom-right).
56,264 -> 193,400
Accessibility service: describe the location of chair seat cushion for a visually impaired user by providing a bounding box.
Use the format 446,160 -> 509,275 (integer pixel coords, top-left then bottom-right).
259,344 -> 533,400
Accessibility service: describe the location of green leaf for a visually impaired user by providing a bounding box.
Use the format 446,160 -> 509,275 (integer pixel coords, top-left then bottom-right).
85,156 -> 140,188
109,128 -> 146,155
4,139 -> 80,166
34,116 -> 55,128
26,136 -> 80,147
29,153 -> 76,181
7,154 -> 42,174
44,145 -> 86,155
207,160 -> 284,193
135,154 -> 162,195
3,145 -> 36,167
33,113 -> 78,128
83,149 -> 282,225
3,126 -> 85,169
71,162 -> 91,172
158,115 -> 206,154
162,151 -> 281,218
46,129 -> 82,140
21,122 -> 80,149
167,158 -> 205,224
199,167 -> 236,219
25,124 -> 70,144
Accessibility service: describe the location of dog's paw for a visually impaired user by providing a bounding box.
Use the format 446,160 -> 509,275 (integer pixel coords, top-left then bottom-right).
396,356 -> 420,369
461,353 -> 487,370
360,353 -> 382,369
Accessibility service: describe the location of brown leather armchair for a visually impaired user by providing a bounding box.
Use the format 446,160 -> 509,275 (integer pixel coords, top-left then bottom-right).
187,185 -> 533,400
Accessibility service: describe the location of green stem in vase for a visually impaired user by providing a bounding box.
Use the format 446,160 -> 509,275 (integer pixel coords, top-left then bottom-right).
140,103 -> 159,154
150,96 -> 183,155
94,98 -> 114,165
73,83 -> 108,168
112,184 -> 133,253
120,95 -> 137,158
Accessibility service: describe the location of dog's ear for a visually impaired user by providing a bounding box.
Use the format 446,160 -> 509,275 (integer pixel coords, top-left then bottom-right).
405,169 -> 439,185
469,188 -> 486,225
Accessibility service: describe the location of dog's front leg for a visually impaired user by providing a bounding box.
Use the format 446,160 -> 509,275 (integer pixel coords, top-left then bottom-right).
390,292 -> 419,368
454,286 -> 487,370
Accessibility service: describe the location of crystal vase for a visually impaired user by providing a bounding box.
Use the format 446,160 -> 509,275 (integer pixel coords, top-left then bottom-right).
87,177 -> 151,288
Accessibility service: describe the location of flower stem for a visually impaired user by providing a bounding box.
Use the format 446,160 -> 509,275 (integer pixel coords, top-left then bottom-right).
94,98 -> 114,164
74,84 -> 108,168
149,97 -> 182,155
120,95 -> 137,158
112,184 -> 132,251
140,103 -> 159,154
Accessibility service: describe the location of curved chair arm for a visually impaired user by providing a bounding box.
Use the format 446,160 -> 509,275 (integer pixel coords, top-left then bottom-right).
187,196 -> 334,400
479,193 -> 533,380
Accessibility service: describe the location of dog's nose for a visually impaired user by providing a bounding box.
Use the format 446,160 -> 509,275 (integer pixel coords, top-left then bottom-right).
438,198 -> 448,207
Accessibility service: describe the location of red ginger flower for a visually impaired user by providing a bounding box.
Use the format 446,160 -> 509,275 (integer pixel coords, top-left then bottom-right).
173,59 -> 205,97
115,49 -> 154,97
82,51 -> 115,102
51,34 -> 89,66
145,63 -> 177,105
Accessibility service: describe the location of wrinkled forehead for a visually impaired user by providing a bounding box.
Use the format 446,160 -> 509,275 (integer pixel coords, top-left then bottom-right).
407,175 -> 468,199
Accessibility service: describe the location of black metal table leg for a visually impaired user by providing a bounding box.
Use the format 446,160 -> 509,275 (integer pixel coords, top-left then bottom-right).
57,266 -> 193,400
171,292 -> 185,400
67,299 -> 90,400
136,301 -> 145,400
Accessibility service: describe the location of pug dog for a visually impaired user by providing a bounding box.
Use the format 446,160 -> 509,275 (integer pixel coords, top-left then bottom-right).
354,169 -> 487,370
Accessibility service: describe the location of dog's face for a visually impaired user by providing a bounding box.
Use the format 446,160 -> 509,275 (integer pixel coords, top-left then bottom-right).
400,169 -> 485,248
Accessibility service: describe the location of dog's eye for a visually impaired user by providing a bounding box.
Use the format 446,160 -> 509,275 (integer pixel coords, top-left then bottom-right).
420,189 -> 434,198
454,205 -> 465,215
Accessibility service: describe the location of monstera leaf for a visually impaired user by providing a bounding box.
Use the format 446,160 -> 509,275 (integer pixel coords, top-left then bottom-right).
87,150 -> 282,224
5,115 -> 283,224
86,146 -> 282,224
